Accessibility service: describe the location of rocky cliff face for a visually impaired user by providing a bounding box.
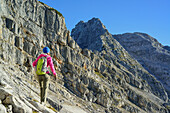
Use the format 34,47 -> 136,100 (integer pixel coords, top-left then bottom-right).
114,33 -> 170,98
71,17 -> 169,100
71,18 -> 170,112
0,0 -> 169,113
71,18 -> 107,51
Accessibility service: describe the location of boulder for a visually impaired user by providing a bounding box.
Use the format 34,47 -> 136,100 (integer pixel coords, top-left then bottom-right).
0,104 -> 7,113
68,39 -> 75,49
82,48 -> 91,58
27,99 -> 56,113
3,95 -> 32,113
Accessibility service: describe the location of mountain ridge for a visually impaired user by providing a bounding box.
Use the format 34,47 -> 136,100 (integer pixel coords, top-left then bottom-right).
114,32 -> 170,98
0,0 -> 169,113
72,18 -> 170,100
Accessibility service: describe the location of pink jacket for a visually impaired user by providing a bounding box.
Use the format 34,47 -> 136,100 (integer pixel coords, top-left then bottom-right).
32,54 -> 56,76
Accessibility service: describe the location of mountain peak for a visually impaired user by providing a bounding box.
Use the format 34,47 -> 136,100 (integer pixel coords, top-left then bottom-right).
87,17 -> 106,28
0,0 -> 170,112
71,18 -> 108,51
73,17 -> 106,32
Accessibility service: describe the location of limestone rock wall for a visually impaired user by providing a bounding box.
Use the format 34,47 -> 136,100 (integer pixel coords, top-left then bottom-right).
0,0 -> 169,113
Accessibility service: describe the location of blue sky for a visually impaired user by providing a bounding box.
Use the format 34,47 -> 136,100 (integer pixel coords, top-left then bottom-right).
40,0 -> 170,46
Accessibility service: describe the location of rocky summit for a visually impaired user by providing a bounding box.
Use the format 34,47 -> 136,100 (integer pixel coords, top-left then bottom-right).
0,0 -> 169,113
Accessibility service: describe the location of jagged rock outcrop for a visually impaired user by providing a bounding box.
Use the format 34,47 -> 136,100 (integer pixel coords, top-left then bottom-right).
72,17 -> 168,100
0,0 -> 87,112
0,0 -> 169,113
114,32 -> 170,98
71,18 -> 107,51
71,18 -> 169,112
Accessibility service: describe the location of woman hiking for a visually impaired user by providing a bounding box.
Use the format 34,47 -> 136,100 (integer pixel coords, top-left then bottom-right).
32,47 -> 56,105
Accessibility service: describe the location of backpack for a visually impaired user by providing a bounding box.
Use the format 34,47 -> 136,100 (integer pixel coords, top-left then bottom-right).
36,56 -> 48,75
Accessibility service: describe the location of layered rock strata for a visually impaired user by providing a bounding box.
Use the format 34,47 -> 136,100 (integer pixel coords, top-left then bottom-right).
114,32 -> 170,98
0,0 -> 169,113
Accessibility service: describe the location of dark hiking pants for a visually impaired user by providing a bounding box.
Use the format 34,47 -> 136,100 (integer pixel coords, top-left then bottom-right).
37,74 -> 49,103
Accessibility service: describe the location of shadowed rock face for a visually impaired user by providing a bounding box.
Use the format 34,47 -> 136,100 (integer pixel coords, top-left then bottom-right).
163,46 -> 170,51
114,32 -> 170,98
71,18 -> 107,51
0,0 -> 169,113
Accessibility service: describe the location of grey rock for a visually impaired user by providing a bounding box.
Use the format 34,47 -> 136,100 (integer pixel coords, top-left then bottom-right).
28,99 -> 56,113
15,48 -> 24,65
87,90 -> 97,102
15,36 -> 23,49
71,17 -> 169,111
96,93 -> 111,108
23,40 -> 34,55
114,32 -> 170,98
0,0 -> 169,113
58,35 -> 66,45
82,48 -> 91,58
5,18 -> 16,33
3,92 -> 32,113
0,104 -> 7,113
68,39 -> 76,49
71,18 -> 105,51
47,98 -> 62,111
6,105 -> 12,113
0,88 -> 13,101
163,46 -> 170,51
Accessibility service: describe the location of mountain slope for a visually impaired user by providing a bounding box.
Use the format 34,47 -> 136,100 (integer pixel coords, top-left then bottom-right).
0,0 -> 169,113
71,18 -> 169,112
0,0 -> 89,112
71,18 -> 168,101
114,32 -> 170,98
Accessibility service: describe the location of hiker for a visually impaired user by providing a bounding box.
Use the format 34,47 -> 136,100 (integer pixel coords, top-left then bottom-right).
32,47 -> 56,104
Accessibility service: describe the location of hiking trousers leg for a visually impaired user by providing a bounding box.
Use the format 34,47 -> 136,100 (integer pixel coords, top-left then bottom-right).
37,74 -> 49,103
